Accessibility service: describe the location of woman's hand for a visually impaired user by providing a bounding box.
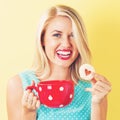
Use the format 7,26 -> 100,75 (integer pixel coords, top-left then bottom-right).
86,73 -> 111,103
22,81 -> 40,112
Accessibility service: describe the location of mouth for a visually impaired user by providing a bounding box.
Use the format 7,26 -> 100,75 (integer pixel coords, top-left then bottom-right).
56,49 -> 72,60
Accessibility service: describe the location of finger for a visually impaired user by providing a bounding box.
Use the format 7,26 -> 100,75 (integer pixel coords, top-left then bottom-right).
86,86 -> 104,93
94,73 -> 111,85
23,90 -> 31,102
24,91 -> 29,102
92,85 -> 111,97
85,88 -> 93,92
27,92 -> 34,107
31,96 -> 37,108
91,77 -> 97,85
26,89 -> 32,93
95,81 -> 112,91
31,80 -> 35,86
28,92 -> 34,100
36,100 -> 40,108
93,85 -> 106,93
22,92 -> 27,105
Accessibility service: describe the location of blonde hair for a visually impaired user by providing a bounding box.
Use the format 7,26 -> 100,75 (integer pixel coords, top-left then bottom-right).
32,5 -> 91,83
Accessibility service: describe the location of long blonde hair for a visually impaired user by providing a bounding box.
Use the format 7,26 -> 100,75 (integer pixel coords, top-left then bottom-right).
32,5 -> 91,83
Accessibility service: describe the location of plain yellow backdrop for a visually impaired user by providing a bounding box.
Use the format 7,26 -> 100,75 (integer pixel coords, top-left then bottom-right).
0,0 -> 120,119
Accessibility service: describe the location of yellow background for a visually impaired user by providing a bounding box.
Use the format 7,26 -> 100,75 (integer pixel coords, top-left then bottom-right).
0,0 -> 120,119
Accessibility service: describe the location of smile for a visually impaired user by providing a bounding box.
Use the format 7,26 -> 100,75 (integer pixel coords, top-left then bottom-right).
56,50 -> 72,60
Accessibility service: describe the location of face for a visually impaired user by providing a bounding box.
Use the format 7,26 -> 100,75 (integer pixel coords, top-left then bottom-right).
43,16 -> 79,68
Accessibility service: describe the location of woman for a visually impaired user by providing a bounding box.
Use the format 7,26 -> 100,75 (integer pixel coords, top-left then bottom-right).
7,5 -> 111,120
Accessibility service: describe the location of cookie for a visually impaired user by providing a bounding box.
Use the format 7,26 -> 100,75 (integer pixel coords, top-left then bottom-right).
79,64 -> 95,80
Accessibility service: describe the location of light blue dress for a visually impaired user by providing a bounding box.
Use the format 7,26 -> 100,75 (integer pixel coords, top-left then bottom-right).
19,70 -> 92,120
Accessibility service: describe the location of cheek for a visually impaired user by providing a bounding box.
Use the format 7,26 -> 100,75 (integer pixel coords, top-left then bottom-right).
44,39 -> 58,52
44,36 -> 57,47
44,41 -> 57,56
44,42 -> 57,53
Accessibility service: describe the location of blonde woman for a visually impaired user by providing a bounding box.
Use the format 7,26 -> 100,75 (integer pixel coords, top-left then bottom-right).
7,5 -> 111,120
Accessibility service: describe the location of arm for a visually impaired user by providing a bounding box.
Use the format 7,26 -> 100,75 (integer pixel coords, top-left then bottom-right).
7,75 -> 39,120
91,96 -> 107,120
86,73 -> 111,120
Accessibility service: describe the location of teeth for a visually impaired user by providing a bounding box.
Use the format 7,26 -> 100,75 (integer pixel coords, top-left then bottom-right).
57,51 -> 71,55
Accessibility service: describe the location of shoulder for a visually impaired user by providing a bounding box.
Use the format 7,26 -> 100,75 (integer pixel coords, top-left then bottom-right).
7,74 -> 23,116
7,74 -> 28,119
7,69 -> 34,93
7,75 -> 22,90
7,74 -> 23,98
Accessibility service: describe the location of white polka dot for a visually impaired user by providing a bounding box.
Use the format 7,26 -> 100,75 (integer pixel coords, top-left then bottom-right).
59,86 -> 64,91
48,95 -> 53,101
70,94 -> 73,99
59,104 -> 64,107
47,85 -> 52,90
39,87 -> 42,91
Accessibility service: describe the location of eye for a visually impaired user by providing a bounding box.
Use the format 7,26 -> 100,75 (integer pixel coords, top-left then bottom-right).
53,33 -> 61,38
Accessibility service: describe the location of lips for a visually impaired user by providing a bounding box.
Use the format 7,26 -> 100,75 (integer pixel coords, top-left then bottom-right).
56,50 -> 72,60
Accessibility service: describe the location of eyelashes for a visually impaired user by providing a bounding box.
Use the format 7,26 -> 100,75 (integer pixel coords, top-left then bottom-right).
52,33 -> 74,39
53,33 -> 61,38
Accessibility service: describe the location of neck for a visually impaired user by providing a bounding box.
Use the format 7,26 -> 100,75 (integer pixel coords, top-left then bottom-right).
45,66 -> 71,81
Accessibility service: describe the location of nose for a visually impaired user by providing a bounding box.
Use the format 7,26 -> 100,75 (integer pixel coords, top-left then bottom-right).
61,36 -> 71,48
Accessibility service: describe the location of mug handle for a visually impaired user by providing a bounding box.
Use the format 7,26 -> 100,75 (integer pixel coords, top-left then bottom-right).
26,83 -> 38,93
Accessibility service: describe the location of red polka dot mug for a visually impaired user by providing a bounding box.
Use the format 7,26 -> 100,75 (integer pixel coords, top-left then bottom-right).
26,80 -> 74,108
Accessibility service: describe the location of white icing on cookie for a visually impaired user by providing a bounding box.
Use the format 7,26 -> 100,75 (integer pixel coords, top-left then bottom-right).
79,64 -> 95,80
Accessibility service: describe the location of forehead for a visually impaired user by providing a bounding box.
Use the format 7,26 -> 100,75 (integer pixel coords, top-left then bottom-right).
46,16 -> 72,32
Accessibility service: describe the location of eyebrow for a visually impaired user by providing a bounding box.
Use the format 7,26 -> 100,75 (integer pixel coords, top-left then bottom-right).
51,30 -> 62,33
51,30 -> 73,35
